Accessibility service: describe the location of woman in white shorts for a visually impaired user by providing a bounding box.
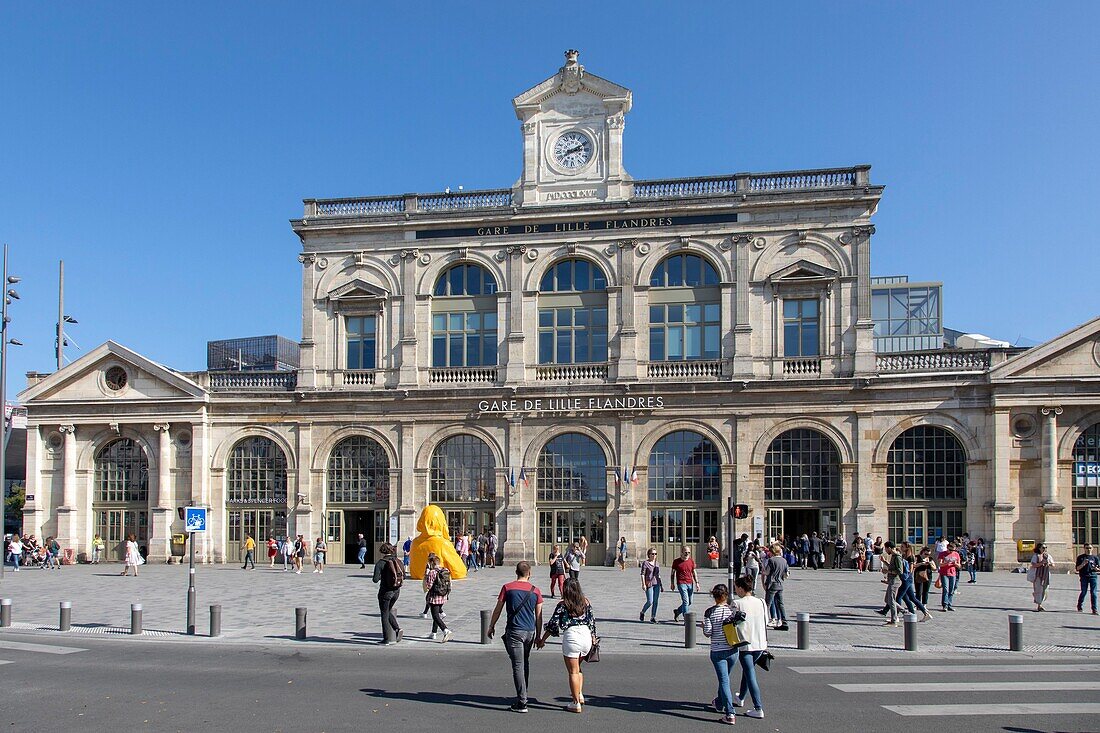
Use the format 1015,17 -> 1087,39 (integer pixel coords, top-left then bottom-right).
540,577 -> 597,713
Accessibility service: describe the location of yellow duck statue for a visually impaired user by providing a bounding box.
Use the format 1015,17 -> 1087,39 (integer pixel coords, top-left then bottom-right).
408,504 -> 468,580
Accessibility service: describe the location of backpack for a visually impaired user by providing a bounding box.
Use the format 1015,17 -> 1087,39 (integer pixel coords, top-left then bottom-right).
384,557 -> 405,589
430,567 -> 452,597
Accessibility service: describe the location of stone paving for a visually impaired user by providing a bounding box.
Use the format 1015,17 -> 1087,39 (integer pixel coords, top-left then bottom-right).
0,560 -> 1097,657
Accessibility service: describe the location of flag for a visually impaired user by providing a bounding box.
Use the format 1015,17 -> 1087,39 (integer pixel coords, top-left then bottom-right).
519,467 -> 529,488
509,468 -> 516,489
622,466 -> 631,485
630,467 -> 638,485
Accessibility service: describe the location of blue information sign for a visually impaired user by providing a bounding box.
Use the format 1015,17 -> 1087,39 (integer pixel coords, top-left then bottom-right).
184,507 -> 208,533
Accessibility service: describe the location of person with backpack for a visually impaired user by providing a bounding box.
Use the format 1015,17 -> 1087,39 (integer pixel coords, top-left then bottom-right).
548,544 -> 567,598
486,530 -> 498,568
702,582 -> 739,725
487,561 -> 545,714
469,533 -> 480,573
372,542 -> 404,644
422,552 -> 454,643
895,543 -> 932,621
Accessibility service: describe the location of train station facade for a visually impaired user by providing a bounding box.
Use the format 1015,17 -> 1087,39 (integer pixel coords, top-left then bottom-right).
18,52 -> 1100,568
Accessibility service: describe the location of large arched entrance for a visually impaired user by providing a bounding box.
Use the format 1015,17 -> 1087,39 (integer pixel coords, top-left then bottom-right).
226,436 -> 288,563
1072,423 -> 1100,554
535,433 -> 608,565
886,426 -> 967,546
646,430 -> 722,565
93,438 -> 149,561
326,435 -> 390,565
764,428 -> 841,541
430,434 -> 498,545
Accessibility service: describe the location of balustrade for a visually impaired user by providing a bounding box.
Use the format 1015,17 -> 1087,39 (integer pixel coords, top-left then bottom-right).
783,358 -> 822,376
876,351 -> 991,373
646,360 -> 723,379
428,367 -> 498,384
208,371 -> 297,390
536,363 -> 609,381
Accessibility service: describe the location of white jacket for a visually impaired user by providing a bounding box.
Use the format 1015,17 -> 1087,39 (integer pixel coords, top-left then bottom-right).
731,594 -> 770,652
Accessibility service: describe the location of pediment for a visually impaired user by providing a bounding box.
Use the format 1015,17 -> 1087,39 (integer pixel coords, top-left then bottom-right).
327,279 -> 389,302
767,260 -> 839,284
18,341 -> 206,403
989,317 -> 1100,380
513,53 -> 631,116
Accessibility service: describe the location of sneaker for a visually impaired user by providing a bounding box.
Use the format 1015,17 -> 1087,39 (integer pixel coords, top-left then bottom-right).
874,608 -> 887,616
395,629 -> 403,643
1078,607 -> 1084,613
673,609 -> 682,622
381,640 -> 396,646
746,708 -> 764,719
508,702 -> 528,714
420,613 -> 430,619
775,624 -> 789,632
921,613 -> 933,622
721,714 -> 736,725
442,612 -> 447,618
712,697 -> 721,712
639,612 -> 645,622
732,694 -> 743,707
566,702 -> 582,713
429,632 -> 438,640
312,569 -> 318,573
650,618 -> 657,624
442,630 -> 454,643
947,607 -> 956,612
295,570 -> 301,574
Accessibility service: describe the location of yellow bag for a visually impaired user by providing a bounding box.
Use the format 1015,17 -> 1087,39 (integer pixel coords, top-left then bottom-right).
722,619 -> 750,648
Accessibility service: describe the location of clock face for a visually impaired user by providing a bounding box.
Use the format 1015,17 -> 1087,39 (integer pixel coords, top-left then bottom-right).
553,131 -> 594,171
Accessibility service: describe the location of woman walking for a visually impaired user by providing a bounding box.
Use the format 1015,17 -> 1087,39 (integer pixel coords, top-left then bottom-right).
743,542 -> 760,591
6,533 -> 22,571
565,542 -> 583,580
293,534 -> 306,574
852,534 -> 865,573
1030,543 -> 1054,611
938,541 -> 961,611
548,544 -> 566,598
120,533 -> 142,576
313,536 -> 327,574
913,546 -> 935,606
707,536 -> 721,570
639,547 -> 662,623
422,553 -> 454,642
965,540 -> 979,583
896,543 -> 932,621
701,583 -> 738,725
91,534 -> 104,565
539,577 -> 596,713
615,536 -> 628,570
267,536 -> 278,568
730,576 -> 769,719
577,535 -> 589,567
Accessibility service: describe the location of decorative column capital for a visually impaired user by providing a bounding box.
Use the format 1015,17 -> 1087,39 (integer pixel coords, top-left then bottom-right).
1040,406 -> 1063,417
153,423 -> 171,434
58,424 -> 76,435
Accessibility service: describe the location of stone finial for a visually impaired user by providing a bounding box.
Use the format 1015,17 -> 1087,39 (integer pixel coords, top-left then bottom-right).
559,50 -> 584,94
564,49 -> 579,65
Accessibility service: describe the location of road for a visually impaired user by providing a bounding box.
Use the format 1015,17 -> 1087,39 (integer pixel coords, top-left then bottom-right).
3,630 -> 1098,732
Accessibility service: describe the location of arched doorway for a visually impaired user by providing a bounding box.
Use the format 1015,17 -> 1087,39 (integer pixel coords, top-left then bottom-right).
647,430 -> 722,565
430,434 -> 497,547
226,436 -> 288,563
93,438 -> 149,561
764,428 -> 841,542
535,433 -> 608,565
326,435 -> 390,565
886,426 -> 967,547
1072,423 -> 1100,554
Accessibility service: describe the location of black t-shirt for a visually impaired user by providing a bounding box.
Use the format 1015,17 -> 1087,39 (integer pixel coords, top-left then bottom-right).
1076,553 -> 1099,578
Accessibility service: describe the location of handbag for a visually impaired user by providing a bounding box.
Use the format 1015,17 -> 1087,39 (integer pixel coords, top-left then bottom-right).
583,636 -> 600,663
721,607 -> 750,648
754,651 -> 775,672
933,576 -> 942,589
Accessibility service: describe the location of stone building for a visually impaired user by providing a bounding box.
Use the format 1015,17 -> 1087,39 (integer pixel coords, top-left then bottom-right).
18,51 -> 1100,567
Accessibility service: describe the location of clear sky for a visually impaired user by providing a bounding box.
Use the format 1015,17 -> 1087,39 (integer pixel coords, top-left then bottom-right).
1,3 -> 1097,395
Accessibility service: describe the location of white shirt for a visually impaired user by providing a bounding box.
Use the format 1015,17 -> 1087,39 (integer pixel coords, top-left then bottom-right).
731,594 -> 770,652
934,539 -> 948,555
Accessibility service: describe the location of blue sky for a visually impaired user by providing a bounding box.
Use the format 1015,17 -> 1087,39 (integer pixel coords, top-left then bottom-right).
1,3 -> 1097,394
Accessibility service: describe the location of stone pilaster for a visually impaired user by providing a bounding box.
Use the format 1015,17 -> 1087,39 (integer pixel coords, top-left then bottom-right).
55,424 -> 78,552
988,409 -> 1017,568
851,225 -> 876,376
1040,406 -> 1069,561
148,423 -> 173,562
615,240 -> 639,381
502,416 -> 529,563
732,235 -> 753,378
397,250 -> 420,387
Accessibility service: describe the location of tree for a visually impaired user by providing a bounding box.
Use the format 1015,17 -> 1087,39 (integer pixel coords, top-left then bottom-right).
4,483 -> 24,533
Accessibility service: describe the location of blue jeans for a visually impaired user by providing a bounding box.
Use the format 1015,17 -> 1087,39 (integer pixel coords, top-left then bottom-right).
641,585 -> 661,620
676,583 -> 694,616
940,574 -> 958,609
1079,575 -> 1098,612
710,648 -> 737,714
968,566 -> 977,582
897,579 -> 927,615
357,547 -> 367,566
738,650 -> 764,710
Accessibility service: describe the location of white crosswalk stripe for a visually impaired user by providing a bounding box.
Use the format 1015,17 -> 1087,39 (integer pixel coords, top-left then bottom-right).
794,659 -> 1098,718
0,640 -> 87,655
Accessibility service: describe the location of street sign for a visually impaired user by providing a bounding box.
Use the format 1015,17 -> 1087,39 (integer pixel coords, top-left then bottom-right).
752,515 -> 764,540
184,507 -> 208,533
388,514 -> 398,545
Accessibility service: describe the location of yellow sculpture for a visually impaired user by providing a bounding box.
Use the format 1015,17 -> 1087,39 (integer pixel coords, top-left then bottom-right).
408,504 -> 467,580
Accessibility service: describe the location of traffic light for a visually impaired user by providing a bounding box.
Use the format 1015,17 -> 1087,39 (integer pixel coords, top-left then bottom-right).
731,503 -> 750,520
177,506 -> 185,521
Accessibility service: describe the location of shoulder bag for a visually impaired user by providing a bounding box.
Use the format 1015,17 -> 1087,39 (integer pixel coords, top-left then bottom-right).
583,635 -> 600,663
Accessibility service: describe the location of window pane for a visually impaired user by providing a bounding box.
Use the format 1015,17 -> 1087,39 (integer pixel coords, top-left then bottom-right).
574,260 -> 590,291
686,325 -> 702,358
362,338 -> 376,369
558,261 -> 572,291
465,265 -> 481,296
784,323 -> 801,357
592,267 -> 607,290
447,313 -> 462,330
539,332 -> 553,364
667,304 -> 683,323
432,314 -> 445,331
432,337 -> 446,367
704,303 -> 720,322
574,308 -> 589,327
650,262 -> 665,287
592,308 -> 607,326
801,324 -> 819,356
449,334 -> 463,365
650,328 -> 665,360
667,255 -> 683,286
540,272 -> 554,292
556,331 -> 572,363
539,309 -> 553,327
802,299 -> 818,317
575,332 -> 589,363
466,312 -> 480,330
704,325 -> 719,359
557,308 -> 572,327
703,261 -> 719,286
650,305 -> 665,324
347,340 -> 361,369
668,326 -> 683,359
685,255 -> 701,287
783,300 -> 799,319
592,333 -> 607,362
483,333 -> 497,366
685,304 -> 702,324
483,312 -> 497,330
466,334 -> 481,366
449,266 -> 464,295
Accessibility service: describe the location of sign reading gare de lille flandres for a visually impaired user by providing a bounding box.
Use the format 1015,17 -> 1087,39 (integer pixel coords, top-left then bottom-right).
416,211 -> 740,240
477,395 -> 666,414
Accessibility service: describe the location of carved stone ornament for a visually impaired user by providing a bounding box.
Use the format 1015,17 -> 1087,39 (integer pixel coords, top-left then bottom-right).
354,252 -> 370,267
753,237 -> 766,250
618,239 -> 638,249
522,121 -> 537,133
637,242 -> 650,255
457,247 -> 469,260
719,238 -> 733,252
1093,339 -> 1100,368
567,242 -> 579,255
1040,406 -> 1064,417
317,257 -> 328,269
419,252 -> 432,265
607,113 -> 624,129
849,225 -> 876,241
58,424 -> 76,435
558,49 -> 584,95
298,253 -> 315,267
153,423 -> 170,433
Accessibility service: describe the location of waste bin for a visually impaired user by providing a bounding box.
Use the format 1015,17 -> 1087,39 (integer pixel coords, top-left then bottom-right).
171,533 -> 187,559
1016,540 -> 1035,563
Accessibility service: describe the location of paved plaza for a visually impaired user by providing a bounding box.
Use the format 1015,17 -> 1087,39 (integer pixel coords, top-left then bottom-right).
1,561 -> 1097,657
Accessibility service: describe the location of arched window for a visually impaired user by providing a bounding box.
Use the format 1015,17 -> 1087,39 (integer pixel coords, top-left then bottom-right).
537,433 -> 607,502
94,438 -> 148,503
227,437 -> 288,504
1074,423 -> 1100,500
432,263 -> 498,368
538,259 -> 608,365
430,434 -> 496,503
886,426 -> 966,501
327,436 -> 390,503
764,429 -> 840,502
648,430 -> 721,502
649,254 -> 721,362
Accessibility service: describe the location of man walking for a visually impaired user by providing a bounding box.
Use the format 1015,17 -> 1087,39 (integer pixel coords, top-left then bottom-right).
241,533 -> 256,570
488,561 -> 544,713
808,531 -> 823,570
763,542 -> 789,630
670,545 -> 700,622
832,534 -> 846,569
881,541 -> 904,626
372,542 -> 404,644
357,533 -> 368,569
1076,543 -> 1099,614
402,535 -> 413,570
732,533 -> 748,578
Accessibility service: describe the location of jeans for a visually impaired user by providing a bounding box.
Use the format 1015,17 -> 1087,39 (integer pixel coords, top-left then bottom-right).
641,585 -> 661,619
915,579 -> 930,606
897,579 -> 928,615
738,650 -> 764,710
710,648 -> 737,714
503,629 -> 536,705
357,547 -> 367,566
676,583 -> 694,616
968,566 -> 977,582
765,588 -> 786,623
549,574 -> 564,596
1078,575 -> 1098,611
7,554 -> 19,570
884,575 -> 901,622
242,550 -> 255,569
429,603 -> 447,633
378,590 -> 401,640
940,574 -> 958,609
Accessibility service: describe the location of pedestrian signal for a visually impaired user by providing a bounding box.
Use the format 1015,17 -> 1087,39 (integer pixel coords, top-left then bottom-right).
731,504 -> 750,520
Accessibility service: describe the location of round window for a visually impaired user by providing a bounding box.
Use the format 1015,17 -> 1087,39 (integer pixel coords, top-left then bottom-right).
176,431 -> 192,448
1012,414 -> 1037,439
105,366 -> 128,392
47,432 -> 63,450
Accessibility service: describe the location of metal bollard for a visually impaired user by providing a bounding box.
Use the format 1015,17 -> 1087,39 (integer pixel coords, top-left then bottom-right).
903,612 -> 917,651
295,607 -> 307,640
684,612 -> 696,648
59,601 -> 72,632
130,604 -> 143,635
1009,614 -> 1024,651
1,598 -> 11,627
480,609 -> 492,645
209,605 -> 221,638
796,612 -> 810,650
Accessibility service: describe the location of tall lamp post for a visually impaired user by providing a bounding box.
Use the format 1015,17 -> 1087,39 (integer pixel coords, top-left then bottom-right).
0,245 -> 23,578
56,260 -> 77,369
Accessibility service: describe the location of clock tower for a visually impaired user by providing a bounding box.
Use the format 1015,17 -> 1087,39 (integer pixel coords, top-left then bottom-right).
512,50 -> 633,207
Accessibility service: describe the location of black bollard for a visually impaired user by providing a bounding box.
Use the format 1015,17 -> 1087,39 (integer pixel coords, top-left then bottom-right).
1009,614 -> 1023,651
130,604 -> 143,635
209,605 -> 221,638
797,612 -> 810,650
295,607 -> 307,640
0,598 -> 11,628
480,609 -> 492,645
59,601 -> 72,632
684,612 -> 696,648
903,612 -> 917,651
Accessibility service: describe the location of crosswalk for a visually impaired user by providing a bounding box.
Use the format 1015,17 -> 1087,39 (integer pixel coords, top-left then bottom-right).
792,660 -> 1100,718
0,638 -> 88,666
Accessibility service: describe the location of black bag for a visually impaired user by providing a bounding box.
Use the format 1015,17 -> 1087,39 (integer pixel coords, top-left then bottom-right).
583,636 -> 600,663
754,651 -> 775,672
430,567 -> 451,597
384,558 -> 405,589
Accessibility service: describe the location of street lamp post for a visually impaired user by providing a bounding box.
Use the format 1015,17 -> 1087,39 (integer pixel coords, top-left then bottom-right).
0,245 -> 23,578
56,260 -> 77,370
